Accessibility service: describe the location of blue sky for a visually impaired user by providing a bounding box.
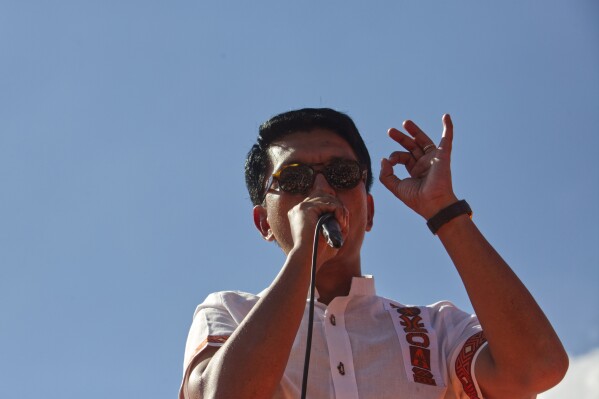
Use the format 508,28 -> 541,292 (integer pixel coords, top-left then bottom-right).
1,1 -> 597,398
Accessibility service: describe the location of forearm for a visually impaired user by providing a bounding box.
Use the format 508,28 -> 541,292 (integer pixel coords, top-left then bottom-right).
197,247 -> 313,399
437,215 -> 568,390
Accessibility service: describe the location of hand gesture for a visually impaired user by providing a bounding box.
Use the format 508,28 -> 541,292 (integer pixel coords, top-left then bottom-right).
379,114 -> 459,219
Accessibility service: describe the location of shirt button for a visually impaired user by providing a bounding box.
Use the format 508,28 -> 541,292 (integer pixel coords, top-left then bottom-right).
337,362 -> 345,375
330,314 -> 336,326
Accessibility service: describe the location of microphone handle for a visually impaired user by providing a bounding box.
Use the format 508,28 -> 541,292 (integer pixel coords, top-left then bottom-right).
321,213 -> 344,248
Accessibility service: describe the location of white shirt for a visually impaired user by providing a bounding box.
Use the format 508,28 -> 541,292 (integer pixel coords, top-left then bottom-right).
180,276 -> 487,399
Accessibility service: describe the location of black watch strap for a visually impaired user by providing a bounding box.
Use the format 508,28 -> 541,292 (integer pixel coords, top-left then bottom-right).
426,200 -> 472,235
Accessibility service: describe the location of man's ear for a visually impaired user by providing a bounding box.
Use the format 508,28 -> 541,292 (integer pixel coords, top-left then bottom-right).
366,194 -> 375,232
253,205 -> 275,241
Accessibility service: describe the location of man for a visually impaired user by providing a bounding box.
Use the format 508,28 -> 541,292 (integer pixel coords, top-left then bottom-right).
180,108 -> 568,399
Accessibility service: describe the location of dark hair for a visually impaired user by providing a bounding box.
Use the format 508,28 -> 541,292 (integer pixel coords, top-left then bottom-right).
245,108 -> 373,205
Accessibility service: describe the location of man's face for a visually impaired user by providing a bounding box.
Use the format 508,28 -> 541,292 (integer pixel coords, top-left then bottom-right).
254,129 -> 374,260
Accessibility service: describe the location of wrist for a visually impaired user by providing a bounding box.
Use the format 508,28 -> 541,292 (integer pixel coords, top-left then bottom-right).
420,195 -> 460,220
435,212 -> 473,237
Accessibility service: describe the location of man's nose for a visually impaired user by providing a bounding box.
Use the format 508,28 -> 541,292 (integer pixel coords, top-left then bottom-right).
311,172 -> 336,195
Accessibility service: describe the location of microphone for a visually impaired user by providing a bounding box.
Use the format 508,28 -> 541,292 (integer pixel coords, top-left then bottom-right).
321,213 -> 344,248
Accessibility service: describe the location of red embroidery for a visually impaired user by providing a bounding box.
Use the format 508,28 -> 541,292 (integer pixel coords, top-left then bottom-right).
410,346 -> 432,370
207,335 -> 229,344
407,332 -> 430,347
455,331 -> 487,399
413,367 -> 437,386
392,305 -> 437,386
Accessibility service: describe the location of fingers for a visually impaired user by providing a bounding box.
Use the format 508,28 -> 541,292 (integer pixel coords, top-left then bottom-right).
301,194 -> 349,232
438,114 -> 453,155
389,115 -> 453,159
387,151 -> 428,179
388,128 -> 424,158
388,151 -> 416,171
403,120 -> 436,151
388,122 -> 437,159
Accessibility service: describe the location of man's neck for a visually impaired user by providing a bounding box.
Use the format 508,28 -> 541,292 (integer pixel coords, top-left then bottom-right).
315,257 -> 362,305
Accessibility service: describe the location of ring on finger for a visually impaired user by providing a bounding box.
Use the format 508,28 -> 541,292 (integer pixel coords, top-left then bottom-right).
423,144 -> 436,153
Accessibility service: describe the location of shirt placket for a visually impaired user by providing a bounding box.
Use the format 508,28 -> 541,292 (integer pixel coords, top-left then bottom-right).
324,297 -> 359,399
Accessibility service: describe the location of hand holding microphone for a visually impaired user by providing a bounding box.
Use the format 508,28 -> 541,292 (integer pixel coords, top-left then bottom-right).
286,192 -> 348,261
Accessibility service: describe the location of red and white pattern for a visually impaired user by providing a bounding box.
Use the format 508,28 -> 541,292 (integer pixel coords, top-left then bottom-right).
385,301 -> 443,387
455,331 -> 487,399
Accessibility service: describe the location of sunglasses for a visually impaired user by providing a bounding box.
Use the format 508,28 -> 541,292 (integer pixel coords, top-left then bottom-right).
263,159 -> 366,201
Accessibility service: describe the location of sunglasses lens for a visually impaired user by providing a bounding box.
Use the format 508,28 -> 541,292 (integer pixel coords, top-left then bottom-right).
274,160 -> 363,195
278,165 -> 313,194
326,160 -> 362,189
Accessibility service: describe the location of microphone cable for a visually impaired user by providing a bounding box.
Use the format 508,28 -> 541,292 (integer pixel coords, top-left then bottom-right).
300,213 -> 331,399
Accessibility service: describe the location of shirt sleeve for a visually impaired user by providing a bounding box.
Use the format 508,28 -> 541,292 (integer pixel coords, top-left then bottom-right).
428,301 -> 488,399
179,290 -> 260,399
182,292 -> 237,373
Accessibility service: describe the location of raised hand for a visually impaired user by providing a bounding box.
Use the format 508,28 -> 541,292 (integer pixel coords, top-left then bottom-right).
379,114 -> 459,219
